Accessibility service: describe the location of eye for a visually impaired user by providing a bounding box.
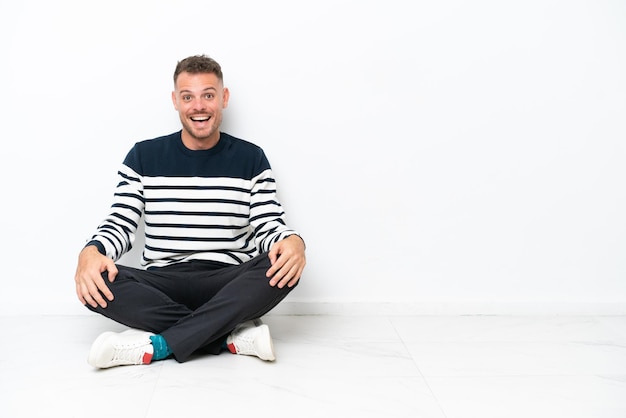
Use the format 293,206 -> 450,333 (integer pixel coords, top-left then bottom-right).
204,93 -> 214,100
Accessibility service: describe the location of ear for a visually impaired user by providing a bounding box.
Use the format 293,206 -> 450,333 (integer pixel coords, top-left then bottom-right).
171,91 -> 178,110
222,87 -> 230,109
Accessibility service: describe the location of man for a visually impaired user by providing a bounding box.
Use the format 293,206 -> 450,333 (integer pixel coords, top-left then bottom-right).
74,55 -> 306,368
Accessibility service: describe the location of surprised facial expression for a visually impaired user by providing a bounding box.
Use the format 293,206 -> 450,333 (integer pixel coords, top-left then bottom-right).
172,71 -> 229,149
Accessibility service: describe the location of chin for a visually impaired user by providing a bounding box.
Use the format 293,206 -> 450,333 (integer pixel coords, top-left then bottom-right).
191,130 -> 217,142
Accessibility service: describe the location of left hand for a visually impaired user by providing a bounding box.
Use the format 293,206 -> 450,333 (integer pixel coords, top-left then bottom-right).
266,235 -> 306,288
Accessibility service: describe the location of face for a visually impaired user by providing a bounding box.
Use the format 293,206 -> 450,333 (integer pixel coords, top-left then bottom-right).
171,71 -> 230,149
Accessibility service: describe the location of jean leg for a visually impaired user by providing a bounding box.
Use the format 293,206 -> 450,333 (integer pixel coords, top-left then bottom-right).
161,253 -> 297,362
86,265 -> 193,333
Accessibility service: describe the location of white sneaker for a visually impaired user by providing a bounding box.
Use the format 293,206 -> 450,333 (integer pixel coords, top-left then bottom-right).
226,320 -> 276,361
88,330 -> 154,368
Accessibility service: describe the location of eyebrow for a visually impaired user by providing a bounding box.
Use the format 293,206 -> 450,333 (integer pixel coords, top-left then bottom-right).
179,87 -> 217,94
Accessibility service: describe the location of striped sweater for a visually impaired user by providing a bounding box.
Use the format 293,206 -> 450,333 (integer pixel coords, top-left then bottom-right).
87,131 -> 299,269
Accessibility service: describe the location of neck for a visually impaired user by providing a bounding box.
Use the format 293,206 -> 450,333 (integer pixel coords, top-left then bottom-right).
181,130 -> 220,150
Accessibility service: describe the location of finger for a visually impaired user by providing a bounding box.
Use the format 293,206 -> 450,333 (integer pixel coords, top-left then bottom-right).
80,274 -> 113,308
75,284 -> 86,306
268,260 -> 289,286
276,264 -> 300,289
266,255 -> 286,280
107,264 -> 119,283
87,268 -> 115,301
79,282 -> 103,308
268,272 -> 282,287
268,248 -> 278,265
281,261 -> 305,288
266,251 -> 283,275
75,275 -> 95,307
287,265 -> 305,288
83,293 -> 99,309
98,281 -> 115,302
89,286 -> 109,308
93,276 -> 114,303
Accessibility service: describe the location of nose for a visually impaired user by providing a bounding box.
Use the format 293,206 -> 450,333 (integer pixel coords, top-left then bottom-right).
191,97 -> 206,111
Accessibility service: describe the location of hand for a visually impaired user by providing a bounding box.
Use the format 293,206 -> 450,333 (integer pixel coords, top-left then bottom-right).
74,245 -> 118,308
266,235 -> 306,288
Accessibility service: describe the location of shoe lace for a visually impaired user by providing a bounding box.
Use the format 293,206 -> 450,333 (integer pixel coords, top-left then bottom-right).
112,343 -> 149,364
234,334 -> 257,355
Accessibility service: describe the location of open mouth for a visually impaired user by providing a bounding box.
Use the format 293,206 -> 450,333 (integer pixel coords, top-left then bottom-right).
190,115 -> 210,122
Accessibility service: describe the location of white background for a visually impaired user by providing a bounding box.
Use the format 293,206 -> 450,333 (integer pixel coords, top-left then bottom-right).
1,0 -> 624,315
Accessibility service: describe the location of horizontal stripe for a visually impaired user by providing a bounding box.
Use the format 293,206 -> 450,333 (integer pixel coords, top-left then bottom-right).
87,131 -> 299,268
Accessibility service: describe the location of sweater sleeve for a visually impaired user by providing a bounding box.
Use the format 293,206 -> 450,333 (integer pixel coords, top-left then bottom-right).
249,151 -> 300,253
85,151 -> 144,261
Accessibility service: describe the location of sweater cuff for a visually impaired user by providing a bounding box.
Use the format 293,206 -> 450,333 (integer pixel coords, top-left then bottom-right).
85,240 -> 106,256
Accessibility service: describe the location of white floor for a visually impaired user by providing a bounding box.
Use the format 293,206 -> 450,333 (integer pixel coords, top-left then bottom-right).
1,314 -> 625,418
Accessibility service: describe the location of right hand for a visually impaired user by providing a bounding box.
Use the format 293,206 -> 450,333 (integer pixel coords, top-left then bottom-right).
74,245 -> 118,308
